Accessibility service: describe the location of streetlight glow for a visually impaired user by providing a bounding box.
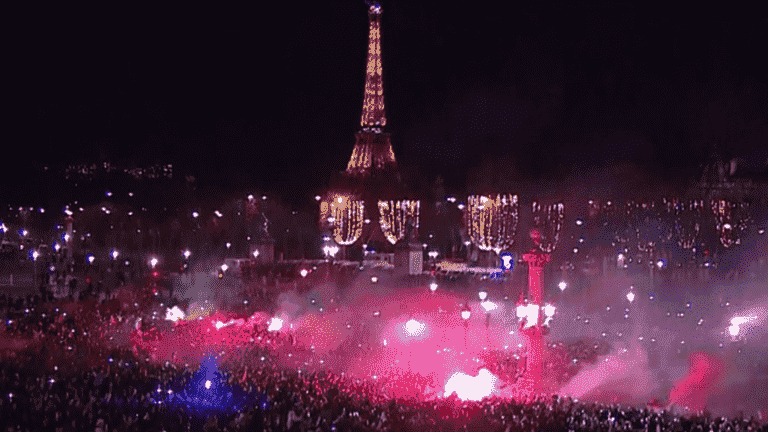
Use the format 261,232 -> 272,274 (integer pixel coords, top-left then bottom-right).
558,281 -> 567,291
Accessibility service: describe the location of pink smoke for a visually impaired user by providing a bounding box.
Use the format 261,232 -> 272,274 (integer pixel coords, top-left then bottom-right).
668,352 -> 724,413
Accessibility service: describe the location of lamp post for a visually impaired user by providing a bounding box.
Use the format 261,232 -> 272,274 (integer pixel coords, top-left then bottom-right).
522,229 -> 551,395
32,250 -> 39,291
461,306 -> 471,350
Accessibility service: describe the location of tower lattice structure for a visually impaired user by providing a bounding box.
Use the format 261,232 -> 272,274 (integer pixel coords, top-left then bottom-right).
320,1 -> 418,254
345,1 -> 397,179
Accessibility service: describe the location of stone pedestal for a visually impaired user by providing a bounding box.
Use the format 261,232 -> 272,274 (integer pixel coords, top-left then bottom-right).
394,240 -> 423,276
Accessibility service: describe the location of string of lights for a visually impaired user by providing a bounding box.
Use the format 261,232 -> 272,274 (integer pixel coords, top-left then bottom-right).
378,200 -> 420,245
465,195 -> 495,251
489,194 -> 519,253
321,195 -> 365,246
711,199 -> 750,248
464,194 -> 519,253
532,202 -> 564,253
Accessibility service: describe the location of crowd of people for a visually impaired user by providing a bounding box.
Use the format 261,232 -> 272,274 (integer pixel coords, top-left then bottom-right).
1,283 -> 766,432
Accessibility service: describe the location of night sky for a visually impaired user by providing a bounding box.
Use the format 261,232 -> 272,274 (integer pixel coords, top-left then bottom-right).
7,2 -> 767,207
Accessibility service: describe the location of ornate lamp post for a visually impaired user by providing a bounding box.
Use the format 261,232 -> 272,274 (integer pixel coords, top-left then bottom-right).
521,228 -> 551,395
461,305 -> 471,350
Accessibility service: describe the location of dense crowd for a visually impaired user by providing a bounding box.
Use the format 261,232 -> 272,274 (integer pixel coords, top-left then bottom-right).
1,287 -> 766,432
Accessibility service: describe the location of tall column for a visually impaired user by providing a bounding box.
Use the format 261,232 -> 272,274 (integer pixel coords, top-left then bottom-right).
522,229 -> 550,396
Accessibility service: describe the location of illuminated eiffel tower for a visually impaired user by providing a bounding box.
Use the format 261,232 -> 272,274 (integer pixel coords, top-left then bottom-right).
320,1 -> 419,259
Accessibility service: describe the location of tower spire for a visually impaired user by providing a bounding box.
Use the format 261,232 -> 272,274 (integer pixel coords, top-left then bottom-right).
345,1 -> 396,178
360,1 -> 386,129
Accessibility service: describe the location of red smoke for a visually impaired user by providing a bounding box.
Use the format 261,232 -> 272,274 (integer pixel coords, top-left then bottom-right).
668,352 -> 724,413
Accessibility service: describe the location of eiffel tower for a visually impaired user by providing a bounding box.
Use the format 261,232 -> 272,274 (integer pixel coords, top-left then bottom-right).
320,1 -> 419,259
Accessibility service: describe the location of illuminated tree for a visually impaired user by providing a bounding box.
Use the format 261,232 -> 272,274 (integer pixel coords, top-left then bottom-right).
378,200 -> 420,245
711,199 -> 750,248
531,201 -> 564,253
464,194 -> 519,252
321,195 -> 364,246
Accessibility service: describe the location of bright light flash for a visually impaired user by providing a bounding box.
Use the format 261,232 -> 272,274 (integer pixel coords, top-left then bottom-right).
165,306 -> 185,322
429,282 -> 438,292
404,319 -> 425,336
205,380 -> 211,389
443,369 -> 497,401
627,292 -> 635,303
516,304 -> 539,328
478,291 -> 487,301
728,325 -> 740,337
481,301 -> 497,312
558,281 -> 567,291
544,304 -> 556,318
268,317 -> 283,332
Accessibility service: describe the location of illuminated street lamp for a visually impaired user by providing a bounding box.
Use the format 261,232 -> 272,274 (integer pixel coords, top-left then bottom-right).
323,244 -> 339,260
558,281 -> 567,292
429,282 -> 438,292
626,291 -> 635,303
183,250 -> 191,259
252,250 -> 259,259
150,257 -> 158,269
461,305 -> 471,349
478,290 -> 488,301
110,250 -> 119,260
300,268 -> 308,278
87,254 -> 95,265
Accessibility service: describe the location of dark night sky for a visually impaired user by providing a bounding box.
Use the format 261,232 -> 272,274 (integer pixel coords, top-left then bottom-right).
6,2 -> 768,207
